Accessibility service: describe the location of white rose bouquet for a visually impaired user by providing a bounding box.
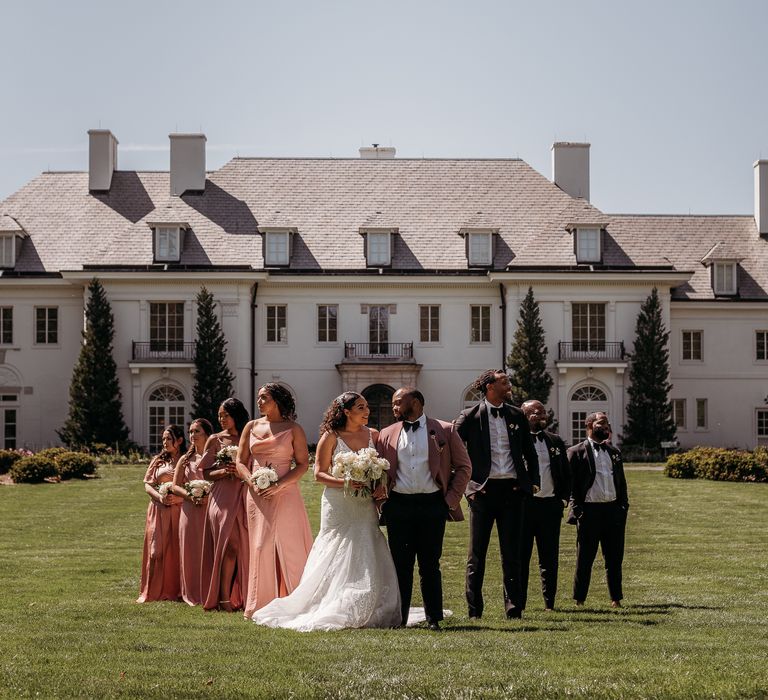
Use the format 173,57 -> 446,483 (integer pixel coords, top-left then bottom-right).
215,445 -> 239,465
185,479 -> 212,505
250,466 -> 279,491
157,482 -> 174,497
331,447 -> 390,497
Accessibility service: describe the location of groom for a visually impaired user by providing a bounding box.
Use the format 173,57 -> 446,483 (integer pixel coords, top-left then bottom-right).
376,386 -> 472,630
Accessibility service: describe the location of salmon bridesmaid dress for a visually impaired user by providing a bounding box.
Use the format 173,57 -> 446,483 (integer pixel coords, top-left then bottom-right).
243,428 -> 313,618
178,453 -> 207,606
201,436 -> 250,611
137,458 -> 182,603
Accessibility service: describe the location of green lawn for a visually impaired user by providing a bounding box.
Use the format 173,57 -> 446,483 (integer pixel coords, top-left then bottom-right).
1,466 -> 766,699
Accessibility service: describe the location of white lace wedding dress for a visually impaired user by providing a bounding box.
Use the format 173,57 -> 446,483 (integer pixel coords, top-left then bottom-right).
251,434 -> 402,631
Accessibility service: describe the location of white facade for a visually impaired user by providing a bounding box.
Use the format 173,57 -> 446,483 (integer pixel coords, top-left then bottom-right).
2,133 -> 768,452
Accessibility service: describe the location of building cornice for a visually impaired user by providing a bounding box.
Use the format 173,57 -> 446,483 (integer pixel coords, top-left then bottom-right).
261,274 -> 491,289
670,299 -> 768,309
61,270 -> 267,282
490,270 -> 693,285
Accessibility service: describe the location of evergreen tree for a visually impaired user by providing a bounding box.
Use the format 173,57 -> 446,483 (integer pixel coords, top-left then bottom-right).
506,286 -> 554,408
623,287 -> 677,448
58,278 -> 129,448
191,286 -> 235,428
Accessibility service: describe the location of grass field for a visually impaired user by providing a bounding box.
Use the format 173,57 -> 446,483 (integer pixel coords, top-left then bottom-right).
1,466 -> 766,699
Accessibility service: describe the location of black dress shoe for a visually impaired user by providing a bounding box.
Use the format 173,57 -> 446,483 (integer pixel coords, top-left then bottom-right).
427,621 -> 441,631
506,608 -> 523,620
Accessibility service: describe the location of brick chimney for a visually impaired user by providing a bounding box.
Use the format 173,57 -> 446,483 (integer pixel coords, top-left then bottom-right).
552,142 -> 590,201
170,133 -> 206,196
88,129 -> 118,192
755,160 -> 768,235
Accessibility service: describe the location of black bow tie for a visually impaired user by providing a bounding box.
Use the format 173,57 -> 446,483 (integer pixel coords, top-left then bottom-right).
592,441 -> 606,452
533,432 -> 546,442
403,420 -> 420,433
489,406 -> 503,418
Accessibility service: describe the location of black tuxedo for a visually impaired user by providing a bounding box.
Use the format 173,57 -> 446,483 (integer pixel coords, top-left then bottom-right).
455,401 -> 540,618
567,439 -> 629,603
520,430 -> 570,610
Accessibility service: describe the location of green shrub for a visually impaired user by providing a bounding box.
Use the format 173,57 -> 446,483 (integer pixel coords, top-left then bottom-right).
10,455 -> 58,483
665,446 -> 767,483
35,447 -> 69,461
56,452 -> 98,480
0,449 -> 26,475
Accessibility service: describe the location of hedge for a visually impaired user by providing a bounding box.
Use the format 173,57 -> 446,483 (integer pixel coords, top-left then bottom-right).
665,446 -> 768,483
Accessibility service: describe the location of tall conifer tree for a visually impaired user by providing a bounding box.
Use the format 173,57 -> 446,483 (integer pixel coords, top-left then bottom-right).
506,286 -> 554,407
623,287 -> 676,448
191,286 -> 235,428
58,278 -> 129,448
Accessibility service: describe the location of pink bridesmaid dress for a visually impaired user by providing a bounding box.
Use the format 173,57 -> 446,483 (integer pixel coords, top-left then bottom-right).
201,436 -> 250,611
137,458 -> 182,603
178,453 -> 208,606
243,428 -> 313,618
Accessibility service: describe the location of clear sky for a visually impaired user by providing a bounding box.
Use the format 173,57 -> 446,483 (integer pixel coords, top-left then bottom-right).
2,0 -> 767,215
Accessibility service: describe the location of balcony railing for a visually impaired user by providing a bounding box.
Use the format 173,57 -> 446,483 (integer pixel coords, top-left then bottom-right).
343,342 -> 414,361
132,341 -> 195,363
558,341 -> 626,362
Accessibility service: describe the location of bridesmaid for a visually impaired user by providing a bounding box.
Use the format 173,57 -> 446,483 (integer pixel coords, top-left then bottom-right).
137,425 -> 186,603
171,418 -> 214,606
200,398 -> 251,612
237,384 -> 313,619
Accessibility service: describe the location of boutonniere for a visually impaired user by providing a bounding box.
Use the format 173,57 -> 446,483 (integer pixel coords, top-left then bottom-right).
550,446 -> 561,456
610,452 -> 620,463
508,423 -> 519,432
429,430 -> 446,454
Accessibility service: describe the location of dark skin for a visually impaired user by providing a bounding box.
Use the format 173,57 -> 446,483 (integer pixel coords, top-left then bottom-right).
391,388 -> 423,422
484,373 -> 512,406
587,413 -> 611,443
522,400 -> 548,433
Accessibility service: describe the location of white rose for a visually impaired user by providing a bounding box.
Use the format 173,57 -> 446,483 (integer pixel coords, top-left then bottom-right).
255,474 -> 272,490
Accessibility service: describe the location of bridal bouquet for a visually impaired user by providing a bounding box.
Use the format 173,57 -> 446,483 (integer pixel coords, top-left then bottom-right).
251,466 -> 279,491
185,479 -> 212,504
331,447 -> 390,497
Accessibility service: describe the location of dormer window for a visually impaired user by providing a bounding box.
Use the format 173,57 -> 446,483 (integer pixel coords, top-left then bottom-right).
0,235 -> 15,268
361,229 -> 394,267
460,228 -> 496,267
263,229 -> 293,266
713,261 -> 737,295
155,226 -> 181,262
700,242 -> 742,297
575,227 -> 601,263
0,216 -> 27,269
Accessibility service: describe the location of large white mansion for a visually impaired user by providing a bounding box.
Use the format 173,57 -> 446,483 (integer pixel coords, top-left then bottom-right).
1,131 -> 767,452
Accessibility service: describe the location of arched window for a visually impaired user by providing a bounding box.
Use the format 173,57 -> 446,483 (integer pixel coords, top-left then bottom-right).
362,384 -> 395,431
571,386 -> 607,402
147,385 -> 186,454
463,387 -> 483,409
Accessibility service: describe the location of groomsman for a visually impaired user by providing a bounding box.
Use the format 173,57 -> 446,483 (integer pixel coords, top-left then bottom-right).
376,386 -> 472,631
455,370 -> 540,620
520,400 -> 570,611
567,412 -> 629,607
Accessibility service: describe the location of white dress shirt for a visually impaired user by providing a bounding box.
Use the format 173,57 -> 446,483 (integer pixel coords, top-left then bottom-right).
585,440 -> 617,503
532,433 -> 555,498
486,399 -> 517,479
393,414 -> 439,494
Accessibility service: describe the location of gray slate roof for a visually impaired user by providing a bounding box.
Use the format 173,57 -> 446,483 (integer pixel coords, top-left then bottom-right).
1,157 -> 767,300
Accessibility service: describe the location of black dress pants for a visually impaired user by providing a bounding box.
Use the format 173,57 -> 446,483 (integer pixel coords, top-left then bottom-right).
465,479 -> 525,617
384,490 -> 447,624
573,500 -> 627,602
520,495 -> 564,610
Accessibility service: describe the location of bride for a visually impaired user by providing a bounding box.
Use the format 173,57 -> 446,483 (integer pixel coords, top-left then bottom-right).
251,392 -> 402,631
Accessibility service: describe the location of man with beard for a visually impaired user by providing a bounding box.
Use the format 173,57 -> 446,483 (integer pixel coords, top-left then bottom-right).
567,412 -> 629,607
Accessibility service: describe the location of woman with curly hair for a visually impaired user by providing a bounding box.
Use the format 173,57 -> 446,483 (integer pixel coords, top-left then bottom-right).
237,384 -> 313,618
199,398 -> 251,612
137,424 -> 186,603
251,391 -> 401,630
